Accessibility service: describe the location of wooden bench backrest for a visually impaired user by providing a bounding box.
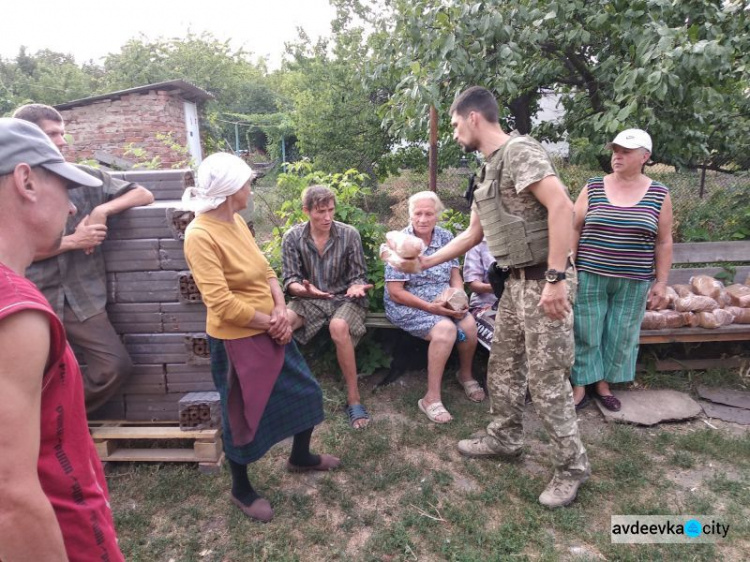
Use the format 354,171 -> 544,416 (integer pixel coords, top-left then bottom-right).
668,241 -> 749,285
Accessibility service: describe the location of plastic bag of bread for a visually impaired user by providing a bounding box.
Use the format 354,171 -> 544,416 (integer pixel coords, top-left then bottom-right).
672,284 -> 694,298
664,286 -> 679,307
641,311 -> 666,330
716,289 -> 732,308
725,306 -> 750,324
690,275 -> 724,299
385,231 -> 425,259
641,310 -> 685,330
661,310 -> 686,328
725,284 -> 750,307
379,244 -> 421,274
435,287 -> 469,311
682,312 -> 700,327
696,309 -> 734,329
673,295 -> 719,313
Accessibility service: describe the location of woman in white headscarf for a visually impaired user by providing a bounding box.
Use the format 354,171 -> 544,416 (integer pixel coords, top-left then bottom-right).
182,153 -> 340,523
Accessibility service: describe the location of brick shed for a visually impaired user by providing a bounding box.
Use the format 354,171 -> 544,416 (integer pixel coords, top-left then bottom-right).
55,79 -> 213,169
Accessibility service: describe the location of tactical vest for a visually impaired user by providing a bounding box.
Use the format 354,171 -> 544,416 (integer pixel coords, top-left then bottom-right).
473,136 -> 551,268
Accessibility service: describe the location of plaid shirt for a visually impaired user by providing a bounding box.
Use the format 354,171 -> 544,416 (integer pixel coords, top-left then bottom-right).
26,166 -> 136,321
281,220 -> 368,308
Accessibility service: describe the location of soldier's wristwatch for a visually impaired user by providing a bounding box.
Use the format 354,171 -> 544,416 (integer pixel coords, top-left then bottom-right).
544,269 -> 566,284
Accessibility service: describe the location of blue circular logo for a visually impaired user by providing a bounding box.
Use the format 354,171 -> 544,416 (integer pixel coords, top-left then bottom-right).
685,519 -> 702,538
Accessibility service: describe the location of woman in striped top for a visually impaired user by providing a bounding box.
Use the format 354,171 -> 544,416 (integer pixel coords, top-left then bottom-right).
571,129 -> 673,411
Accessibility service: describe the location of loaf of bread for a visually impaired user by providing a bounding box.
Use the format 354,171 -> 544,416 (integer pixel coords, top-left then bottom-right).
726,284 -> 750,307
380,244 -> 421,273
682,311 -> 700,327
641,310 -> 686,330
672,284 -> 694,298
696,309 -> 734,329
690,275 -> 724,299
674,295 -> 719,313
435,288 -> 469,311
665,286 -> 679,307
725,306 -> 750,324
385,231 -> 425,259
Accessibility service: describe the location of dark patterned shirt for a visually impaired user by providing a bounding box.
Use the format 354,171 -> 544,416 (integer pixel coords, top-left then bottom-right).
26,165 -> 136,321
281,220 -> 368,308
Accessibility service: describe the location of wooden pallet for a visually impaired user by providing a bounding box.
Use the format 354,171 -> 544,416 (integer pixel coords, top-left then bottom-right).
89,421 -> 224,474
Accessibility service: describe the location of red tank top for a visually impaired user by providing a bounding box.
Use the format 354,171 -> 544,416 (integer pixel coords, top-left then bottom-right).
0,263 -> 123,562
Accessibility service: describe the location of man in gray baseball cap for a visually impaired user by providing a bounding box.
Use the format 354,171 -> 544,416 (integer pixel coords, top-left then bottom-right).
0,117 -> 102,188
0,117 -> 124,559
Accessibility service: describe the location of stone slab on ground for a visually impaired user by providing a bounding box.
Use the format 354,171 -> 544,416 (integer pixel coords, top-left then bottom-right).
699,401 -> 750,425
697,385 -> 750,410
596,389 -> 702,426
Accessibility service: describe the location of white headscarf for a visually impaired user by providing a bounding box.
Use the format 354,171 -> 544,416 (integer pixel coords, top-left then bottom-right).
181,152 -> 254,215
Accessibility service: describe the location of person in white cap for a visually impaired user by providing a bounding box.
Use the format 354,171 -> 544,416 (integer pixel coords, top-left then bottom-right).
0,118 -> 124,560
570,128 -> 673,412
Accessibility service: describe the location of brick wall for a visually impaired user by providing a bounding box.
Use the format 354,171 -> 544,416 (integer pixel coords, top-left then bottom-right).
60,89 -> 188,169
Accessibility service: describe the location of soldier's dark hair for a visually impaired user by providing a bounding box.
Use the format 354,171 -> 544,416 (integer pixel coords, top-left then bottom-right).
302,185 -> 336,211
449,86 -> 499,124
12,103 -> 63,127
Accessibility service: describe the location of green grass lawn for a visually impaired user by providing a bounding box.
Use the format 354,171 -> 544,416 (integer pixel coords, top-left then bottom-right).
107,367 -> 750,561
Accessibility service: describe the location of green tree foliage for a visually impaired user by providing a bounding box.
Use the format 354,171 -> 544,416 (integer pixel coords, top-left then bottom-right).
276,29 -> 394,179
342,0 -> 750,171
263,160 -> 387,309
0,47 -> 100,114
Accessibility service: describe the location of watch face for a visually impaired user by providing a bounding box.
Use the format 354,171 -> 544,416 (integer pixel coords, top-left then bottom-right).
545,269 -> 563,283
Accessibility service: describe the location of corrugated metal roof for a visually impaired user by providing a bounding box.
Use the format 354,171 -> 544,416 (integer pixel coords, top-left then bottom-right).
55,79 -> 214,110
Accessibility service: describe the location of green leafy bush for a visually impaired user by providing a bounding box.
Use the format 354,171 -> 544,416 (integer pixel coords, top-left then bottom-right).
673,184 -> 750,242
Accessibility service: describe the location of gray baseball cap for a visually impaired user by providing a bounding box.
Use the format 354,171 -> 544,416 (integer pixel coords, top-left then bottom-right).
0,118 -> 102,188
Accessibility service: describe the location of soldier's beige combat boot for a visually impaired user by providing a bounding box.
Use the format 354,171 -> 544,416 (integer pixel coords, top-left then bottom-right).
538,470 -> 590,508
457,435 -> 523,460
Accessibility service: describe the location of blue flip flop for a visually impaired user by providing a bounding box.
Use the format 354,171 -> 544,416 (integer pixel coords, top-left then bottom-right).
346,404 -> 370,429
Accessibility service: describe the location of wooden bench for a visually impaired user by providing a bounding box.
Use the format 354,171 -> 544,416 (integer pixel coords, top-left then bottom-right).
366,240 -> 750,352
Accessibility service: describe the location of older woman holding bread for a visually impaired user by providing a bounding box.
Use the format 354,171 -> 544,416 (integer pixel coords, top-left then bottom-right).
182,153 -> 339,523
571,129 -> 673,411
384,191 -> 484,424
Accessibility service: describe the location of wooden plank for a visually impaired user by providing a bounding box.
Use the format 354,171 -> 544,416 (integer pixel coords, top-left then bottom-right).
364,312 -> 397,329
90,426 -> 219,440
636,357 -> 748,372
194,440 -> 222,460
639,324 -> 750,344
95,440 -> 115,457
102,448 -> 200,462
672,241 -> 750,264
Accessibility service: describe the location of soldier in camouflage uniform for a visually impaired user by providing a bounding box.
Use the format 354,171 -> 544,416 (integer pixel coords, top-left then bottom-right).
419,86 -> 590,508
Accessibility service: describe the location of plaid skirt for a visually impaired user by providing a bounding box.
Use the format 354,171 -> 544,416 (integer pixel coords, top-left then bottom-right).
208,336 -> 324,464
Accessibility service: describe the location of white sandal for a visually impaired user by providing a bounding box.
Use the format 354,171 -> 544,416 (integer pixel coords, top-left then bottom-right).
456,373 -> 486,403
418,399 -> 452,424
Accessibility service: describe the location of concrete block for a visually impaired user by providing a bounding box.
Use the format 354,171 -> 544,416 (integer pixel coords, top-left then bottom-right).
177,271 -> 202,303
107,303 -> 163,334
159,239 -> 188,270
123,333 -> 191,365
162,302 -> 207,332
179,391 -> 221,430
110,270 -> 180,303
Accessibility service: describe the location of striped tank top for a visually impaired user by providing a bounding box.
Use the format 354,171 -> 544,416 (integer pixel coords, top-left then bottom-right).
576,177 -> 668,281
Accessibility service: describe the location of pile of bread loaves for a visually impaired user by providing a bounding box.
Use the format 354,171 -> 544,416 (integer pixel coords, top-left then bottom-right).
641,275 -> 750,329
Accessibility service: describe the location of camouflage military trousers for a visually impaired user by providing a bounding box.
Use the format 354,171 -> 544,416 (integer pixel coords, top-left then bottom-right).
486,269 -> 589,479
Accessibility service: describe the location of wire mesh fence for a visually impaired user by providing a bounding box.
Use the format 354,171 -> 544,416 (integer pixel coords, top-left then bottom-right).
377,159 -> 750,243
